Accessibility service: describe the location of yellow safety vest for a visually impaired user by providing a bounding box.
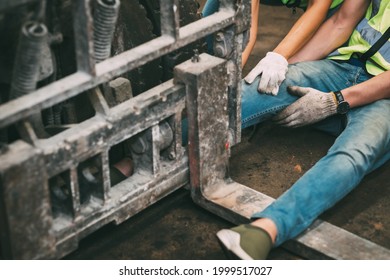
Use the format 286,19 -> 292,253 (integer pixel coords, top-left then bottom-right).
280,0 -> 343,10
328,0 -> 390,76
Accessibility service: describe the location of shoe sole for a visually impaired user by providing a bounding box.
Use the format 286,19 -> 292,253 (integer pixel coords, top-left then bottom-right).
216,229 -> 253,260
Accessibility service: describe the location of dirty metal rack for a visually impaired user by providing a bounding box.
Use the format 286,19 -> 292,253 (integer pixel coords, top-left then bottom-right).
0,0 -> 247,259
1,0 -> 389,260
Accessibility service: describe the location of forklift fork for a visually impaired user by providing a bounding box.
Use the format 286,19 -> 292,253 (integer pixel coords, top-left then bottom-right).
175,53 -> 390,260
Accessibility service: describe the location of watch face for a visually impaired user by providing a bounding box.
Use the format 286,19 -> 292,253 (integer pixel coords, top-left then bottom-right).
337,101 -> 350,114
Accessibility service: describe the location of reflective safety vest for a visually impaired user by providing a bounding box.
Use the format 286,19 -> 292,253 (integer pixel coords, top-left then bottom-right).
280,0 -> 344,10
328,0 -> 390,76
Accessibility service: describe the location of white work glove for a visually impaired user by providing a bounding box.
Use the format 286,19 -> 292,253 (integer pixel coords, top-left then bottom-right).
273,86 -> 337,128
244,51 -> 288,96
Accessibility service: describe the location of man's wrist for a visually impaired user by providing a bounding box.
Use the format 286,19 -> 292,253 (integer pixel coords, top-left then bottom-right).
332,90 -> 350,114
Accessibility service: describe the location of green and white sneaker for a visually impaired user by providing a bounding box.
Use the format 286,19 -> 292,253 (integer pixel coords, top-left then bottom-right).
216,224 -> 273,260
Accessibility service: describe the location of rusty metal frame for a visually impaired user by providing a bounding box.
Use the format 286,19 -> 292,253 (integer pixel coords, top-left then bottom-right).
0,0 -> 245,259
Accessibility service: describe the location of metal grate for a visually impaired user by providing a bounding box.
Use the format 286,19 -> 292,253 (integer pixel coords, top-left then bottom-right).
0,0 -> 248,259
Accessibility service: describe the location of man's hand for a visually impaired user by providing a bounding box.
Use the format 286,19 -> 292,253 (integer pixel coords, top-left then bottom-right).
244,52 -> 288,96
273,86 -> 337,128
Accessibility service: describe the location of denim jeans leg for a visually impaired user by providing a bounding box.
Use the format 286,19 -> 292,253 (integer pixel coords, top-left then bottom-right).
202,0 -> 219,16
202,0 -> 220,54
241,59 -> 363,129
184,59 -> 351,142
251,99 -> 390,247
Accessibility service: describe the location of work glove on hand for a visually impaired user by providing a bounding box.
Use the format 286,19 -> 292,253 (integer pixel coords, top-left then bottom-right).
244,51 -> 288,96
273,86 -> 337,128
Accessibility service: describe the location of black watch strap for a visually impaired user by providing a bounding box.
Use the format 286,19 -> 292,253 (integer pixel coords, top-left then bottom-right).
333,91 -> 350,114
334,91 -> 344,103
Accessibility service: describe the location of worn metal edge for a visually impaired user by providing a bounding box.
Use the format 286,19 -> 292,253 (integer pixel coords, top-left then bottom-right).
198,180 -> 390,260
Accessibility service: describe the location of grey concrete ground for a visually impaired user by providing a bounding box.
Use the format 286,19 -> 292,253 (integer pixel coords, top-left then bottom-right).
65,3 -> 389,260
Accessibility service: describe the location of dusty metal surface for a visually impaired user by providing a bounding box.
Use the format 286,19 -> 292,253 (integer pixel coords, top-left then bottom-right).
0,0 -> 248,259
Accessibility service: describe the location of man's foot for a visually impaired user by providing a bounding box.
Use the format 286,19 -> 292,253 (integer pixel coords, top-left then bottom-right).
216,224 -> 273,260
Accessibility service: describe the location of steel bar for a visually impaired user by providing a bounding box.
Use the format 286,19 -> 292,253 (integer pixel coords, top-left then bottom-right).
207,181 -> 390,259
0,79 -> 188,259
160,0 -> 180,39
73,0 -> 96,75
0,10 -> 235,129
0,141 -> 56,259
36,81 -> 185,178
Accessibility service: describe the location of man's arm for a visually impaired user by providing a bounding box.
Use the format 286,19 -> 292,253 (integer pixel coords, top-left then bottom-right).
344,70 -> 390,108
275,0 -> 334,62
289,0 -> 370,63
244,0 -> 338,95
274,69 -> 390,128
243,0 -> 334,66
242,0 -> 260,67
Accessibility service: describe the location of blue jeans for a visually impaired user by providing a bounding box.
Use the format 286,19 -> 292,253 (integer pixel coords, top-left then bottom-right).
202,0 -> 220,54
202,0 -> 219,16
243,59 -> 390,246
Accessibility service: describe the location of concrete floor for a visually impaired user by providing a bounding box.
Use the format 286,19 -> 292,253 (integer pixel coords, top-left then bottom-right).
65,3 -> 389,260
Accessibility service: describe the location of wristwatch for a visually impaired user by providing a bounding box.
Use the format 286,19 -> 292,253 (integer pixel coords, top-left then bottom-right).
333,90 -> 350,114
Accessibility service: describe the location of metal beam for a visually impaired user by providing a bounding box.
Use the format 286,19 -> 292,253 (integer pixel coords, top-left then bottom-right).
0,10 -> 235,129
